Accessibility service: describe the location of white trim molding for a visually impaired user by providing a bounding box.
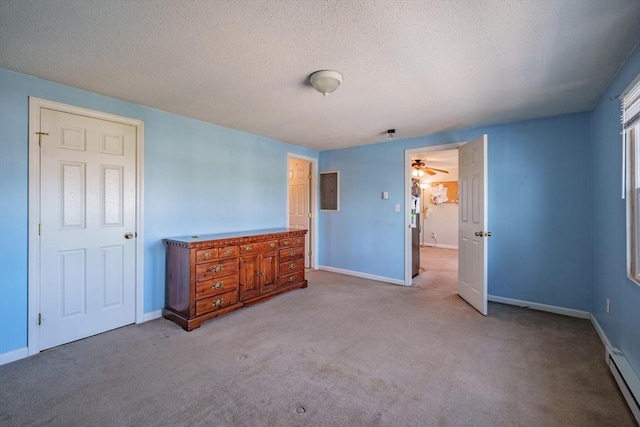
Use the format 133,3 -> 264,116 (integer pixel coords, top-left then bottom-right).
589,314 -> 612,351
0,347 -> 29,366
488,295 -> 590,319
286,153 -> 319,270
422,243 -> 458,250
142,310 -> 163,323
317,265 -> 406,286
28,97 -> 145,356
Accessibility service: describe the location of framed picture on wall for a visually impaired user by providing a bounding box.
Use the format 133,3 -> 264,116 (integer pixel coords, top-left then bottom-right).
320,171 -> 340,211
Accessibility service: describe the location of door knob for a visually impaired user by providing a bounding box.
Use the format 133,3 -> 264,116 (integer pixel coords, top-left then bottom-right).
124,232 -> 134,239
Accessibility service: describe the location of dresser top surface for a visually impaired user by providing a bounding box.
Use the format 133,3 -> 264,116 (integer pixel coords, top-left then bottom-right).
165,228 -> 306,244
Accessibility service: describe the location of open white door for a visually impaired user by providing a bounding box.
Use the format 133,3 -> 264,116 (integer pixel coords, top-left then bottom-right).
458,135 -> 488,315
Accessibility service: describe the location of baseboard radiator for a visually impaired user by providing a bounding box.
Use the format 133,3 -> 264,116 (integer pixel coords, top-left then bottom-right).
607,347 -> 640,424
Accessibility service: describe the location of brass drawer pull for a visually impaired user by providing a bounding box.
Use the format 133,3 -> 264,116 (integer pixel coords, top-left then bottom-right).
289,251 -> 296,257
212,298 -> 224,308
288,275 -> 296,282
212,281 -> 224,289
202,252 -> 212,259
282,240 -> 290,245
244,246 -> 252,251
289,263 -> 296,270
269,243 -> 276,248
211,265 -> 224,273
223,248 -> 234,255
256,271 -> 264,277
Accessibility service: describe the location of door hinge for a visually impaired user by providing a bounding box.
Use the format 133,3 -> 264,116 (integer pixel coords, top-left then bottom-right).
308,174 -> 312,180
307,250 -> 312,257
35,131 -> 49,147
38,223 -> 42,235
307,212 -> 312,218
38,313 -> 42,325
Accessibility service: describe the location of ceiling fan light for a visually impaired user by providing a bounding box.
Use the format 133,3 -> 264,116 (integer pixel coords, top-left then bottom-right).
310,70 -> 343,96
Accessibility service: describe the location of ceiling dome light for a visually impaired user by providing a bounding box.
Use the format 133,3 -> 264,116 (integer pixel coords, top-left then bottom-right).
309,70 -> 343,97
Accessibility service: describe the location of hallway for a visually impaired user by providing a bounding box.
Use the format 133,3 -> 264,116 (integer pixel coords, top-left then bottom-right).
413,246 -> 458,295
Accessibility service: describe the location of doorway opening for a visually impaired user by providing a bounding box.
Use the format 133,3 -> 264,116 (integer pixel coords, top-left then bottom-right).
409,147 -> 460,292
405,143 -> 462,285
287,153 -> 318,269
404,135 -> 489,315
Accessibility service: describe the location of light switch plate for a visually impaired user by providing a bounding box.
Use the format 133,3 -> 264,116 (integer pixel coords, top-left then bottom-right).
394,204 -> 400,212
382,191 -> 389,200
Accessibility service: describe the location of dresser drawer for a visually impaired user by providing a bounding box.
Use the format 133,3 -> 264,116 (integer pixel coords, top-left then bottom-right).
195,246 -> 237,264
195,290 -> 238,316
279,258 -> 304,274
279,245 -> 304,262
239,240 -> 277,254
195,275 -> 239,299
196,258 -> 239,281
277,271 -> 305,287
279,236 -> 305,247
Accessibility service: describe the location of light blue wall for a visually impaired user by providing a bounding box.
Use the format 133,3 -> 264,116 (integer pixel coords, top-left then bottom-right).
0,68 -> 318,354
319,112 -> 593,311
591,44 -> 640,375
1,43 -> 636,364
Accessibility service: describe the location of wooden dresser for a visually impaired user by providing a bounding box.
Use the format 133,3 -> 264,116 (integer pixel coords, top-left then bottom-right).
164,228 -> 307,331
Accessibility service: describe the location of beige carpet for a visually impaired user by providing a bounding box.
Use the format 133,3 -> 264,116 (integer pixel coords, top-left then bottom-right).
0,251 -> 635,426
415,245 -> 459,288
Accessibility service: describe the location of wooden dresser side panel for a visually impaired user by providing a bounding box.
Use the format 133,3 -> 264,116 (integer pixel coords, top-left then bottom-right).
166,243 -> 194,318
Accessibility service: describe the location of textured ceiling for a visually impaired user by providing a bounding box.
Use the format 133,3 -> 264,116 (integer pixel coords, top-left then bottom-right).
1,0 -> 639,151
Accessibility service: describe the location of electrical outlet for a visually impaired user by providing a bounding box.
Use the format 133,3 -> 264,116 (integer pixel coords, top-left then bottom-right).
431,232 -> 436,239
606,298 -> 610,314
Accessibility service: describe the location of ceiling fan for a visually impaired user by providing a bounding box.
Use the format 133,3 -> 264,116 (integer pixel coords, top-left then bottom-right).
411,159 -> 449,176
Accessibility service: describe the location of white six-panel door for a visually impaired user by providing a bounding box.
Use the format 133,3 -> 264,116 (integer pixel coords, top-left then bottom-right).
288,158 -> 311,267
458,135 -> 488,315
39,108 -> 137,350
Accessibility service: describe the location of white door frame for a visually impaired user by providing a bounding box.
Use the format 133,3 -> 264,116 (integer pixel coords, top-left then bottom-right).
404,142 -> 464,285
27,97 -> 145,355
286,153 -> 317,269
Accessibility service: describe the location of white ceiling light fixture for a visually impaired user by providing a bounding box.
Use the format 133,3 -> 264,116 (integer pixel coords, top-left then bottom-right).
309,70 -> 343,97
387,129 -> 396,139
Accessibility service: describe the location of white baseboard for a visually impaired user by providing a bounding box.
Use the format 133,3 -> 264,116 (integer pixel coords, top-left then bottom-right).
421,243 -> 458,250
0,347 -> 29,366
590,314 -> 612,351
142,310 -> 163,323
317,265 -> 407,286
1,311 -> 161,366
488,295 -> 590,319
